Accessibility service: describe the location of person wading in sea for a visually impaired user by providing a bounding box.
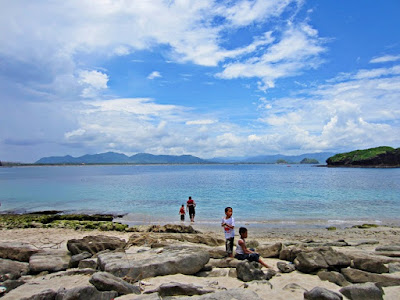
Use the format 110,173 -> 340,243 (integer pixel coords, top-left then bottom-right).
186,196 -> 196,222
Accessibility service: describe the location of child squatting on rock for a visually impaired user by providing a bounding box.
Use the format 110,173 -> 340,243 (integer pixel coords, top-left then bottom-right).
235,227 -> 273,269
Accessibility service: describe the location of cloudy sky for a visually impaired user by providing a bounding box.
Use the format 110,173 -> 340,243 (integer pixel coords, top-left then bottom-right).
1,0 -> 400,163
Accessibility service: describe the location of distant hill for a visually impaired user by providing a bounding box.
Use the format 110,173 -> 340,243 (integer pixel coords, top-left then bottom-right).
35,152 -> 210,164
211,152 -> 335,164
326,146 -> 400,167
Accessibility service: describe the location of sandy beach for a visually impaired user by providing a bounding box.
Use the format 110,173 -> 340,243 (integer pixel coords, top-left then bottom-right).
1,223 -> 400,299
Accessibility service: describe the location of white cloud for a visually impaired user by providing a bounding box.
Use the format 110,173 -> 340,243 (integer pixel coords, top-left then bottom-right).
147,71 -> 162,80
370,55 -> 400,63
186,119 -> 216,125
78,70 -> 109,98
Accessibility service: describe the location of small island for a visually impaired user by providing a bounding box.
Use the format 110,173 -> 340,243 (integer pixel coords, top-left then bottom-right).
326,146 -> 400,167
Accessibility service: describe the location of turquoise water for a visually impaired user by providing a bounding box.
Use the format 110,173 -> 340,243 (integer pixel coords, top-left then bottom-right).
0,164 -> 399,228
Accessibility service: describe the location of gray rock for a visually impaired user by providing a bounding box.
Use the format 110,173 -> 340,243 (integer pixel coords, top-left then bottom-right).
373,251 -> 400,257
114,294 -> 160,300
282,283 -> 307,292
346,240 -> 379,247
195,268 -> 231,277
0,258 -> 29,280
317,270 -> 351,287
144,281 -> 213,297
257,243 -> 282,258
277,261 -> 296,273
351,257 -> 389,273
304,286 -> 343,300
55,286 -> 117,300
340,282 -> 384,300
90,271 -> 140,296
236,261 -> 266,282
341,267 -> 400,286
207,258 -> 240,268
1,279 -> 26,293
0,242 -> 40,262
78,258 -> 98,269
375,245 -> 400,252
29,250 -> 71,273
21,289 -> 57,300
67,235 -> 126,255
69,251 -> 92,268
388,262 -> 400,273
178,288 -> 263,300
294,251 -> 328,273
318,248 -> 350,268
279,245 -> 304,262
98,247 -> 209,280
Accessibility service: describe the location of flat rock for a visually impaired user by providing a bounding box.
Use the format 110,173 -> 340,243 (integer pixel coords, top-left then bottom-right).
98,246 -> 209,280
0,242 -> 40,262
317,270 -> 351,287
257,243 -> 282,258
90,271 -> 141,296
144,281 -> 214,297
67,235 -> 126,255
0,258 -> 29,280
341,267 -> 400,286
178,288 -> 263,300
29,250 -> 71,273
304,286 -> 343,300
69,251 -> 92,268
56,285 -> 117,300
340,282 -> 384,300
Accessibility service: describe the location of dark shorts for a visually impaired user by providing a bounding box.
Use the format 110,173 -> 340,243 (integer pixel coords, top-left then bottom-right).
225,237 -> 234,254
235,252 -> 260,262
188,207 -> 195,218
180,215 -> 185,221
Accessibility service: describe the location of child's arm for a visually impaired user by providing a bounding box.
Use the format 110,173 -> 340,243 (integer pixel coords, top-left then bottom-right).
238,239 -> 253,254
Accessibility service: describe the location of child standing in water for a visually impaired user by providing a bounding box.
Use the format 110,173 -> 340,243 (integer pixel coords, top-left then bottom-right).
235,227 -> 272,268
221,207 -> 235,257
179,204 -> 185,222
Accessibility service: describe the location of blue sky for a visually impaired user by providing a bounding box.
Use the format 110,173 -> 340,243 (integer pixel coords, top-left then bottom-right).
1,0 -> 400,163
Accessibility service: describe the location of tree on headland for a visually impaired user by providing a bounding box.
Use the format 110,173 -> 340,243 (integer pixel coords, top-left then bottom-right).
276,159 -> 288,164
300,158 -> 319,164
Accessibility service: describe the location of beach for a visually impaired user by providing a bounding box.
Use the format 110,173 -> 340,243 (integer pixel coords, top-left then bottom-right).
1,222 -> 400,299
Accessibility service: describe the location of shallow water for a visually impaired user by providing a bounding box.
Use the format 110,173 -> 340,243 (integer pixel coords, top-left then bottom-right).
1,164 -> 399,228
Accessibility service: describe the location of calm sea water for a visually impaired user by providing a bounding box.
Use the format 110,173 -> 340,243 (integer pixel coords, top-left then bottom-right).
0,164 -> 399,228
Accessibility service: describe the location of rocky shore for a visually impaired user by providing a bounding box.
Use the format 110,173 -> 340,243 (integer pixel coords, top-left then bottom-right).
1,222 -> 400,299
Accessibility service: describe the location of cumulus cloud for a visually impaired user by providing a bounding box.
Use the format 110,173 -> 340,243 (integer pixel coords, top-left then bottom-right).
78,70 -> 109,98
147,71 -> 162,80
370,55 -> 400,63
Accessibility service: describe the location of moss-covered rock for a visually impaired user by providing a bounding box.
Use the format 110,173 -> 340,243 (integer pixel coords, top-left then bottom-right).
352,224 -> 379,229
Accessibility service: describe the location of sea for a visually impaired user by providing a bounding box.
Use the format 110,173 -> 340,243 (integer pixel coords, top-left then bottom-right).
0,164 -> 399,229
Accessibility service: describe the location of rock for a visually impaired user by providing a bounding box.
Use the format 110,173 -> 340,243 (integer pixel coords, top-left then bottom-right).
341,267 -> 400,286
55,286 -> 117,300
236,261 -> 267,282
67,235 -> 126,255
178,288 -> 263,300
346,240 -> 379,247
318,248 -> 350,269
317,270 -> 351,287
283,283 -> 307,292
29,250 -> 71,274
0,258 -> 29,280
246,279 -> 273,289
340,282 -> 384,300
98,247 -> 209,280
69,251 -> 92,268
373,251 -> 400,257
257,243 -> 282,258
207,258 -> 240,268
375,245 -> 400,252
89,271 -> 141,296
304,286 -> 343,300
196,268 -> 231,277
388,262 -> 400,273
207,248 -> 227,259
294,251 -> 329,273
21,289 -> 57,300
144,281 -> 214,296
1,279 -> 25,293
279,245 -> 304,262
277,261 -> 295,273
78,258 -> 98,269
351,257 -> 389,273
0,242 -> 40,262
147,224 -> 199,233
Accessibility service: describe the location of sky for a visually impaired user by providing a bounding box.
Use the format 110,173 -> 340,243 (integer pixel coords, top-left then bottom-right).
1,0 -> 400,163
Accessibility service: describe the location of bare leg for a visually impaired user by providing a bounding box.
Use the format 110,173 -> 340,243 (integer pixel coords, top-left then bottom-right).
258,258 -> 272,269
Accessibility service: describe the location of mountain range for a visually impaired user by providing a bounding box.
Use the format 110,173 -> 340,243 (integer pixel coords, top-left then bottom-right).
35,151 -> 336,165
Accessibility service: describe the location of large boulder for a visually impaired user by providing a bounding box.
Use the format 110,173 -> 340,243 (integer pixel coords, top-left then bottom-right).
67,235 -> 126,255
317,270 -> 351,287
0,242 -> 40,262
279,245 -> 304,262
98,247 -> 209,280
351,257 -> 389,273
304,286 -> 343,300
257,243 -> 282,258
236,261 -> 268,282
0,258 -> 29,280
318,248 -> 350,269
29,250 -> 71,273
341,268 -> 400,286
294,251 -> 329,273
89,272 -> 141,296
339,282 -> 384,300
